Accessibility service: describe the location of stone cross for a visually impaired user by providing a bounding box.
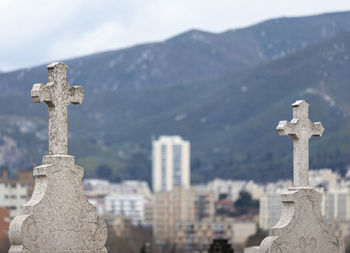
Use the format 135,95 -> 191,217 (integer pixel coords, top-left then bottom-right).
258,100 -> 344,253
9,62 -> 107,253
276,100 -> 324,187
31,62 -> 84,155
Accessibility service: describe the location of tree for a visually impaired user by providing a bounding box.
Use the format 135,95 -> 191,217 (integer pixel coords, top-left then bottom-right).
96,165 -> 113,179
246,228 -> 268,247
233,191 -> 259,216
106,225 -> 153,253
218,193 -> 228,200
124,152 -> 151,184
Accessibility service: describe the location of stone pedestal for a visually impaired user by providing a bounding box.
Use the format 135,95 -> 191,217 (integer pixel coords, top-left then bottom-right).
251,100 -> 344,252
9,62 -> 107,252
259,187 -> 344,253
9,155 -> 107,252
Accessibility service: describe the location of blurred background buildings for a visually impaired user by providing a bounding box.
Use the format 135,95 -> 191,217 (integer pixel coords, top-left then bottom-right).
2,135 -> 350,252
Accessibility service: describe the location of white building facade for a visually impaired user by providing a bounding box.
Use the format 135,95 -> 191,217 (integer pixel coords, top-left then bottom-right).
259,192 -> 283,230
205,178 -> 266,201
105,194 -> 149,225
0,183 -> 29,218
152,136 -> 190,192
0,170 -> 33,218
83,179 -> 153,199
325,188 -> 350,221
83,179 -> 154,225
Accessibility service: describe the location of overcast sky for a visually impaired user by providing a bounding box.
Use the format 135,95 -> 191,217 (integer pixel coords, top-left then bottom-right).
1,0 -> 350,72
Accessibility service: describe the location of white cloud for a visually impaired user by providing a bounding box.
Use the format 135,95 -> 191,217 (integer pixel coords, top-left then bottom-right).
48,21 -> 128,60
1,0 -> 350,71
0,0 -> 83,48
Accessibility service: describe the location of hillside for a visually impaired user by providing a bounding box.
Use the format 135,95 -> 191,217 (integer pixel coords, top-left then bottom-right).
0,11 -> 350,183
188,31 -> 350,182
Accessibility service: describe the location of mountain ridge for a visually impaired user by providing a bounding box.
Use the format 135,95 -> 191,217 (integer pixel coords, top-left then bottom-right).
1,11 -> 350,183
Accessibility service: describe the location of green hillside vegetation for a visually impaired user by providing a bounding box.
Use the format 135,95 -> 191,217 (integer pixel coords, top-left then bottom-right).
0,11 -> 350,184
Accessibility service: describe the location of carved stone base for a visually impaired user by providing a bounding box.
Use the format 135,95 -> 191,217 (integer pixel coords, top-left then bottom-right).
9,155 -> 107,252
259,188 -> 344,253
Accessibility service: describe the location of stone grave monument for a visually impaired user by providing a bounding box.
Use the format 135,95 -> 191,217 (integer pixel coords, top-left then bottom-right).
8,62 -> 108,252
258,100 -> 344,253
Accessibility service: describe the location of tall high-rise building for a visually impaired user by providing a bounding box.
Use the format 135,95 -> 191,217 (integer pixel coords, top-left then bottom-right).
152,136 -> 190,192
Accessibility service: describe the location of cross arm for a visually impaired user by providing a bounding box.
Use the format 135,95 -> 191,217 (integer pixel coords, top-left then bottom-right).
276,120 -> 297,136
31,83 -> 53,103
311,122 -> 324,137
68,86 -> 84,105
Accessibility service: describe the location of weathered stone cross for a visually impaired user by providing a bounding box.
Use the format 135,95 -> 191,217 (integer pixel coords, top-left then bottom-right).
9,62 -> 107,253
31,62 -> 84,155
276,100 -> 324,187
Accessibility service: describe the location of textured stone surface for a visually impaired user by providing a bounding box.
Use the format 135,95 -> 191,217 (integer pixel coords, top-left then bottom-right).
31,62 -> 84,155
244,247 -> 259,253
276,100 -> 324,187
259,188 -> 344,253
8,62 -> 107,253
258,100 -> 344,253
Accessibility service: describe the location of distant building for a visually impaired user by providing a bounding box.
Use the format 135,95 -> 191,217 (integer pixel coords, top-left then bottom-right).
153,188 -> 195,245
259,192 -> 283,230
215,198 -> 235,215
105,194 -> 150,226
83,179 -> 153,199
0,169 -> 34,218
309,169 -> 339,189
258,180 -> 295,230
152,136 -> 190,192
174,217 -> 257,251
86,195 -> 105,217
0,207 -> 10,243
144,202 -> 153,226
194,189 -> 215,221
325,188 -> 350,221
83,179 -> 154,226
205,179 -> 265,202
110,216 -> 133,237
153,187 -> 214,245
206,179 -> 246,201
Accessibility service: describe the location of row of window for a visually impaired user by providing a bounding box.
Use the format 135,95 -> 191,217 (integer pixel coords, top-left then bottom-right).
173,144 -> 182,186
2,183 -> 31,188
160,144 -> 183,190
176,224 -> 232,230
161,145 -> 167,190
4,206 -> 17,210
3,194 -> 27,199
2,183 -> 17,188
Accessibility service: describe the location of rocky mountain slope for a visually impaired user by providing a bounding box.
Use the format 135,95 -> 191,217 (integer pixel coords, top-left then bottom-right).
1,11 -> 350,183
